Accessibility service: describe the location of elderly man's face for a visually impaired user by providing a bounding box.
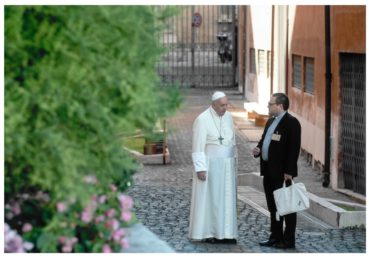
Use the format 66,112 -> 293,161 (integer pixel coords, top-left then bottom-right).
212,97 -> 228,116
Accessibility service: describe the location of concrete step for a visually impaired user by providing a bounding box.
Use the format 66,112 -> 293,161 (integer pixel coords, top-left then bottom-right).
237,186 -> 334,230
124,147 -> 171,165
238,172 -> 366,229
124,223 -> 175,253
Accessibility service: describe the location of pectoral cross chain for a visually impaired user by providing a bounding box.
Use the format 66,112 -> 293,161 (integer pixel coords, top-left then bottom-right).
210,109 -> 224,145
218,136 -> 224,144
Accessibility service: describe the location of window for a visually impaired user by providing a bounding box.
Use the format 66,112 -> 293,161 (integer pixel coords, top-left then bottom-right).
258,50 -> 265,75
249,48 -> 256,74
220,5 -> 232,21
267,51 -> 272,78
292,54 -> 302,89
304,57 -> 314,94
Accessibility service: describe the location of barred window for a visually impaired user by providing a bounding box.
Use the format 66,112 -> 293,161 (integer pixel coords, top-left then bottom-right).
220,5 -> 232,21
258,49 -> 266,75
267,51 -> 272,78
292,54 -> 302,89
304,57 -> 315,94
249,48 -> 256,74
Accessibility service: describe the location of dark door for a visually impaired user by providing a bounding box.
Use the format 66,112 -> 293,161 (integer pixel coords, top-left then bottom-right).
340,53 -> 365,195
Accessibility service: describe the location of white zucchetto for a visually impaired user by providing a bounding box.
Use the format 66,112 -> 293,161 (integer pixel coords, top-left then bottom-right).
211,91 -> 226,101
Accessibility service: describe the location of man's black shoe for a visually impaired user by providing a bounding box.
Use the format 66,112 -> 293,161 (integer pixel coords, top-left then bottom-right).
259,239 -> 278,247
222,239 -> 237,244
274,242 -> 295,249
203,238 -> 217,244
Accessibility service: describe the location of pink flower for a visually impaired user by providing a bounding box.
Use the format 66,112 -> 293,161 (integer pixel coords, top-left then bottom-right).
99,195 -> 107,204
23,242 -> 33,251
102,244 -> 112,253
81,202 -> 97,223
105,208 -> 116,218
110,184 -> 117,192
120,238 -> 129,249
11,202 -> 21,215
91,194 -> 98,202
105,218 -> 120,231
22,223 -> 33,233
62,245 -> 73,253
4,223 -> 10,233
57,202 -> 67,213
4,223 -> 33,253
70,237 -> 78,245
95,215 -> 105,224
87,199 -> 98,211
58,236 -> 67,244
5,229 -> 23,252
60,237 -> 78,252
111,228 -> 126,242
81,210 -> 93,223
121,211 -> 132,222
118,194 -> 133,210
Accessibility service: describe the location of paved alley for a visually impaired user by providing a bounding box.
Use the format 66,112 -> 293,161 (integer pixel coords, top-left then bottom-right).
127,88 -> 366,253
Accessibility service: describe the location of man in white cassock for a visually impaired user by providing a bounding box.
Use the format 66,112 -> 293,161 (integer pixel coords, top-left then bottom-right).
188,91 -> 238,244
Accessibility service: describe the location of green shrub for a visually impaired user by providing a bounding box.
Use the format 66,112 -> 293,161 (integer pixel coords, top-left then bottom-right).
5,5 -> 181,252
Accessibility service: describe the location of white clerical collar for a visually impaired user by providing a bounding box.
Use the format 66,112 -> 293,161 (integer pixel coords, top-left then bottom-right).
209,106 -> 223,118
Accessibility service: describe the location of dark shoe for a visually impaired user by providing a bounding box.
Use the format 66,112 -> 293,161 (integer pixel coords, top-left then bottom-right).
203,238 -> 217,244
259,239 -> 278,247
222,239 -> 237,244
274,242 -> 295,249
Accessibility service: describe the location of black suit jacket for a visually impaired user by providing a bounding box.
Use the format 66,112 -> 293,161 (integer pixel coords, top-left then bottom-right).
255,112 -> 301,180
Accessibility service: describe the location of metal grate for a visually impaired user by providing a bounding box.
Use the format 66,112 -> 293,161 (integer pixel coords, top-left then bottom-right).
249,48 -> 256,74
258,49 -> 266,75
267,50 -> 272,78
340,53 -> 366,195
156,6 -> 237,88
304,57 -> 314,94
292,54 -> 302,89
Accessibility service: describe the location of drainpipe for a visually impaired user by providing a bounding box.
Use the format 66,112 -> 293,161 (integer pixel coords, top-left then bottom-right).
242,5 -> 247,97
323,5 -> 332,187
270,5 -> 275,94
191,6 -> 195,88
232,5 -> 237,87
285,6 -> 289,94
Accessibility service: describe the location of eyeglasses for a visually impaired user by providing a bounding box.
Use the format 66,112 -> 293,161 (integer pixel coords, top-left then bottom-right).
268,102 -> 277,106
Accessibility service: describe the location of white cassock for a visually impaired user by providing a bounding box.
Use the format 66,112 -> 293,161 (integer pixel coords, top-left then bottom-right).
189,106 -> 238,240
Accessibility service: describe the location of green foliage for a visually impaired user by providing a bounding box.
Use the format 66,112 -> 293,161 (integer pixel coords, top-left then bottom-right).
5,5 -> 181,252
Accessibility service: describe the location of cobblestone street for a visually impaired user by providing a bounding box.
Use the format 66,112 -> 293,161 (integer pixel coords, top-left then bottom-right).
127,88 -> 366,253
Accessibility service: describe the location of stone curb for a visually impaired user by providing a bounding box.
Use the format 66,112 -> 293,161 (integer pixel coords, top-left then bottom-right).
124,223 -> 175,253
238,172 -> 366,229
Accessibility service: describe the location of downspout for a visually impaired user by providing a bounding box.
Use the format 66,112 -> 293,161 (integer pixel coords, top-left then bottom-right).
270,5 -> 275,94
285,6 -> 289,94
191,6 -> 195,88
323,5 -> 332,187
232,5 -> 237,87
243,5 -> 247,97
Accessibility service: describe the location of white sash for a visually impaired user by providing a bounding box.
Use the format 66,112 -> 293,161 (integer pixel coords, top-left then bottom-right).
206,144 -> 235,158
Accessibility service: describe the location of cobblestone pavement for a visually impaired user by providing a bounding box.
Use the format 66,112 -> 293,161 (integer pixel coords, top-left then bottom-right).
127,88 -> 366,253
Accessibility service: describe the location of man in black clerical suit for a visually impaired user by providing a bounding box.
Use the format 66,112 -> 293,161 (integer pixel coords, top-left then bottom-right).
252,93 -> 301,249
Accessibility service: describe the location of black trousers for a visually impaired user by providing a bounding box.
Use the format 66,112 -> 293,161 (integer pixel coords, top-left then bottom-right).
263,176 -> 297,244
